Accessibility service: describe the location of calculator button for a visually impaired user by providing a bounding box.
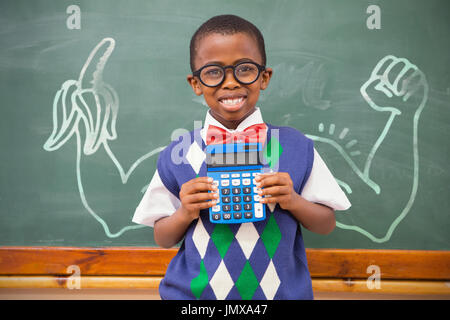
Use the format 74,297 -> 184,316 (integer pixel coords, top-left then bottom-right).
254,195 -> 261,201
232,179 -> 241,186
252,178 -> 258,185
253,187 -> 259,193
244,212 -> 253,219
255,203 -> 263,218
233,204 -> 241,211
221,180 -> 230,187
242,173 -> 251,177
212,213 -> 221,221
231,173 -> 240,178
221,188 -> 231,195
232,196 -> 241,203
213,180 -> 219,187
252,172 -> 260,177
232,187 -> 241,194
243,195 -> 252,202
242,178 -> 251,185
244,203 -> 252,211
222,205 -> 231,211
233,212 -> 242,219
222,196 -> 231,203
212,205 -> 220,212
220,174 -> 230,178
223,213 -> 231,220
243,187 -> 252,194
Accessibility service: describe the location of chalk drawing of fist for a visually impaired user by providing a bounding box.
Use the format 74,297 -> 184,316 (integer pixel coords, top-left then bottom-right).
360,55 -> 428,117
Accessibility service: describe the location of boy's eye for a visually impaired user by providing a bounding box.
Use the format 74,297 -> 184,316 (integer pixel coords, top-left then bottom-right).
202,67 -> 223,78
238,66 -> 252,72
236,64 -> 257,75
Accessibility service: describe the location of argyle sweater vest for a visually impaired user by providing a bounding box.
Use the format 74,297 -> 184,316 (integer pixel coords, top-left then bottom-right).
157,124 -> 314,300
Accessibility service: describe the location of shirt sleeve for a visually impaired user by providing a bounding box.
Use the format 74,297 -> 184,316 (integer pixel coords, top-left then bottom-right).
301,148 -> 351,211
132,169 -> 181,227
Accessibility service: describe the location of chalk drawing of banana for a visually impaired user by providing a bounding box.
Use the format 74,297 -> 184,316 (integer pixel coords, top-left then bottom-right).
43,38 -> 165,238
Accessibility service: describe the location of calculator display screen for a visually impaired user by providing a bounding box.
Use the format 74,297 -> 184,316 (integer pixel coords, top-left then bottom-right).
206,151 -> 261,167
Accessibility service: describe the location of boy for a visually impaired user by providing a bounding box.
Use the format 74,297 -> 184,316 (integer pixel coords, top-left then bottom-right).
133,14 -> 350,300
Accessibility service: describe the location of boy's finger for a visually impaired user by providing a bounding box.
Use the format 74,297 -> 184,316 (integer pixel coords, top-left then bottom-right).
258,185 -> 291,197
184,192 -> 218,204
255,174 -> 284,188
187,181 -> 217,194
185,199 -> 218,212
259,194 -> 290,204
190,176 -> 214,184
191,201 -> 217,210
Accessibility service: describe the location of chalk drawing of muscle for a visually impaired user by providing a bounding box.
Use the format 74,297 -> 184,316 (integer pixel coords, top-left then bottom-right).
306,55 -> 428,243
43,38 -> 165,238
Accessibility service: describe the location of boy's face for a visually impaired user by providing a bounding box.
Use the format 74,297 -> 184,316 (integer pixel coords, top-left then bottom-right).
187,32 -> 272,128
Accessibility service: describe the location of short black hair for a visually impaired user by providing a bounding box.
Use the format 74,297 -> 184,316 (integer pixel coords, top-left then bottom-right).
189,14 -> 266,72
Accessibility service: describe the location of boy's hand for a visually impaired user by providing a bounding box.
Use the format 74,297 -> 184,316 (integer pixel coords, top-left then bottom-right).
179,177 -> 218,222
255,172 -> 298,211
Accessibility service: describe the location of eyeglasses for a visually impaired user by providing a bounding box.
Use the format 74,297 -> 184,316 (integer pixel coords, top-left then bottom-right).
192,61 -> 266,87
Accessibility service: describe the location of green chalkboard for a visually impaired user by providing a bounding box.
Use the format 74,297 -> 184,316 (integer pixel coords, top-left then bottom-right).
0,0 -> 449,249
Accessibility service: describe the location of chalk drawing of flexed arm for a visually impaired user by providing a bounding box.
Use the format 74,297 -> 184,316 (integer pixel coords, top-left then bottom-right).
43,38 -> 165,238
307,55 -> 428,242
309,56 -> 427,195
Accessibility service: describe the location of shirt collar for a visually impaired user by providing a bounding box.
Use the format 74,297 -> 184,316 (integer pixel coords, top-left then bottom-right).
200,107 -> 264,143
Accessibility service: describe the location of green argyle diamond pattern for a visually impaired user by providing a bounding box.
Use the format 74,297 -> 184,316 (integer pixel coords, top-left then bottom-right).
190,260 -> 208,299
235,261 -> 259,300
211,224 -> 234,259
260,213 -> 282,259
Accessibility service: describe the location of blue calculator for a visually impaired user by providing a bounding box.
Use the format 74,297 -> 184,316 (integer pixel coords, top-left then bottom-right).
206,142 -> 267,224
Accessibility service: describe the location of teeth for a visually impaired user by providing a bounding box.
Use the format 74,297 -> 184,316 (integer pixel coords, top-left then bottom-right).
221,97 -> 244,106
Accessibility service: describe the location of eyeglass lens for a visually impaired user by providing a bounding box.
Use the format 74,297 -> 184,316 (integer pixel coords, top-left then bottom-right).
200,63 -> 260,86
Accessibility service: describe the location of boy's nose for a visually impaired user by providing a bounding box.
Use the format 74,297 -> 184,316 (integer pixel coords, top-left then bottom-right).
222,69 -> 240,89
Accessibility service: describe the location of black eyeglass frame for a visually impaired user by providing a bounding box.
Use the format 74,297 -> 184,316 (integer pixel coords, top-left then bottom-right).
192,61 -> 266,87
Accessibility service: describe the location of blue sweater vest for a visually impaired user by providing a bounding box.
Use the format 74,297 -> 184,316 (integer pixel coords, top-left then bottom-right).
157,124 -> 314,300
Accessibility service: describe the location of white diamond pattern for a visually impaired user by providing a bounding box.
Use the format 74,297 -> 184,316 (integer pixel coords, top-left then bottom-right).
267,202 -> 276,213
186,141 -> 205,175
260,260 -> 280,300
191,216 -> 209,259
209,260 -> 234,300
235,223 -> 259,259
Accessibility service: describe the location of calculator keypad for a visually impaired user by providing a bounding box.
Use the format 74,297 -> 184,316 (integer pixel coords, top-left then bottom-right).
208,169 -> 265,223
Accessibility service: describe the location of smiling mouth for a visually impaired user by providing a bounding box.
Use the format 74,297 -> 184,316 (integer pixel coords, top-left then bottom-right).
220,97 -> 244,105
218,95 -> 247,110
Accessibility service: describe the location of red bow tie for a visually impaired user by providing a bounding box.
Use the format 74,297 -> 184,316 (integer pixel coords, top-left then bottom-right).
206,123 -> 267,145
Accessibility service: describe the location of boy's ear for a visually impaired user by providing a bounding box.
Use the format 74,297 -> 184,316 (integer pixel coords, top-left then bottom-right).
260,67 -> 273,90
187,75 -> 203,96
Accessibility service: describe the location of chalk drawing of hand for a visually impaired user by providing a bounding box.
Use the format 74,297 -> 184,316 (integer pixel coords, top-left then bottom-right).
308,55 -> 428,243
43,38 -> 165,238
361,55 -> 427,116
